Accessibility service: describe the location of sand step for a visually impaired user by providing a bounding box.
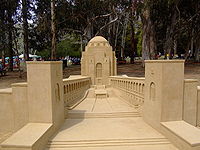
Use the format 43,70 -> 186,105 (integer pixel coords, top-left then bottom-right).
47,138 -> 170,148
95,89 -> 108,98
95,85 -> 106,89
0,132 -> 12,143
67,112 -> 141,119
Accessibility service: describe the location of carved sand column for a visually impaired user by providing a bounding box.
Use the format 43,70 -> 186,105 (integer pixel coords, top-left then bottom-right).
27,61 -> 64,129
143,60 -> 184,130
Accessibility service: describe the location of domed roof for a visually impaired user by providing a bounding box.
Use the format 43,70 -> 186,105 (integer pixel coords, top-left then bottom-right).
86,36 -> 111,51
89,36 -> 108,43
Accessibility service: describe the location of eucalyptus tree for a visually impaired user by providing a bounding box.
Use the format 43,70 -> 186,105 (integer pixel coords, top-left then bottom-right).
32,0 -> 200,61
33,0 -> 51,56
51,0 -> 56,60
0,1 -> 7,67
0,0 -> 19,70
56,0 -> 143,59
139,0 -> 200,62
22,0 -> 29,60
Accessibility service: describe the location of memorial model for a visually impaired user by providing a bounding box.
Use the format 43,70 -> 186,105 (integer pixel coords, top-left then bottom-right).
0,36 -> 200,150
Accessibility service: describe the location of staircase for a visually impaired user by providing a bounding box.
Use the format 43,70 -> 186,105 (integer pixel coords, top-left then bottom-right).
46,87 -> 178,150
95,85 -> 108,98
47,138 -> 170,149
67,111 -> 140,119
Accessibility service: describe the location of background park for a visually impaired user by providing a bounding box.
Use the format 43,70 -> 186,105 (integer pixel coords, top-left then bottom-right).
0,0 -> 200,88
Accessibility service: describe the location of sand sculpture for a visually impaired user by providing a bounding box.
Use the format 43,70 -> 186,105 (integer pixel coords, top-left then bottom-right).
0,36 -> 200,150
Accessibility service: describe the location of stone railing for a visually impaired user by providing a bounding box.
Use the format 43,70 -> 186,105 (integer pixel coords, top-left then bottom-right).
109,76 -> 145,107
63,76 -> 91,108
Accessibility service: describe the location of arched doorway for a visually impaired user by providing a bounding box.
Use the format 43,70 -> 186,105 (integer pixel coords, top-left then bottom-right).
96,63 -> 102,85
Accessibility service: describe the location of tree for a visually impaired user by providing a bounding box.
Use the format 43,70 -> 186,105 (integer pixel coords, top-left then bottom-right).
22,0 -> 29,60
0,0 -> 19,71
51,0 -> 56,60
8,7 -> 14,70
33,0 -> 139,59
1,0 -> 198,65
139,0 -> 200,62
33,0 -> 51,57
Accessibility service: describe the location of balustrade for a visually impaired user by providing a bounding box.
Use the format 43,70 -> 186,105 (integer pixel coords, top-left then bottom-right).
109,76 -> 145,107
63,77 -> 91,108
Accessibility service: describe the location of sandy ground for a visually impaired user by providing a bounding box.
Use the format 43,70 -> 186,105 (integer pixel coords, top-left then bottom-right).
0,62 -> 199,89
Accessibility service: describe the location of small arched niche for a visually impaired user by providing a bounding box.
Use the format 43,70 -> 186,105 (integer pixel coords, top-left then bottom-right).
55,83 -> 61,101
150,82 -> 156,101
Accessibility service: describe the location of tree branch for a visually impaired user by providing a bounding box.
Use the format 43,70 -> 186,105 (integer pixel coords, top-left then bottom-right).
95,17 -> 119,36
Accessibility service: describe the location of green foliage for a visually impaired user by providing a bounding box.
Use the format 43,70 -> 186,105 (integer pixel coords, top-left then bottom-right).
0,0 -> 19,53
36,36 -> 81,58
1,0 -> 200,62
136,30 -> 142,57
140,0 -> 200,58
124,25 -> 132,57
57,36 -> 81,58
36,48 -> 50,59
134,21 -> 142,57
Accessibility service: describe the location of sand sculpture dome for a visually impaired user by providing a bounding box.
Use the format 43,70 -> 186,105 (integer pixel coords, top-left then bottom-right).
89,36 -> 108,43
87,36 -> 110,48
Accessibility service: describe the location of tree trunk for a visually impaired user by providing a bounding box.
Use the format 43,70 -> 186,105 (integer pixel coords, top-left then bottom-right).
194,48 -> 199,62
114,21 -> 120,51
22,0 -> 29,61
8,9 -> 13,71
190,29 -> 194,58
142,19 -> 150,61
130,20 -> 136,63
163,2 -> 179,59
84,17 -> 93,42
164,26 -> 176,59
149,23 -> 157,59
121,13 -> 129,58
14,29 -> 22,78
173,39 -> 177,55
141,9 -> 157,66
195,39 -> 200,62
80,35 -> 83,52
51,0 -> 56,60
184,39 -> 192,62
108,15 -> 112,43
2,46 -> 6,69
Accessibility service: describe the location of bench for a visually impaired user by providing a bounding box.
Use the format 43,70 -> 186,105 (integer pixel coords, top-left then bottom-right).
1,123 -> 52,150
161,121 -> 200,150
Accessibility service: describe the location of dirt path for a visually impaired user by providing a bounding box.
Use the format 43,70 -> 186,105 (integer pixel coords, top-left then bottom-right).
0,62 -> 199,89
0,71 -> 27,89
